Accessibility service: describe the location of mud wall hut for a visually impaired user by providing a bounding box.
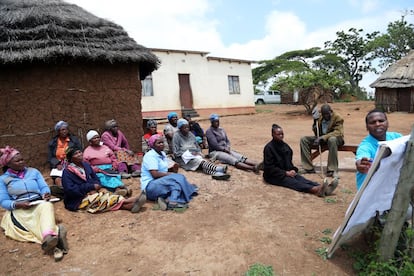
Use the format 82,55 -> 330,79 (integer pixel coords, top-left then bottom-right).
0,0 -> 159,169
370,50 -> 414,113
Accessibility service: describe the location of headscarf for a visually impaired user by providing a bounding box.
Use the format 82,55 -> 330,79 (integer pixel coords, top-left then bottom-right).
0,146 -> 20,166
148,134 -> 161,149
86,130 -> 99,141
65,146 -> 82,163
167,112 -> 178,121
209,114 -> 219,122
104,119 -> 117,130
54,120 -> 68,131
146,119 -> 157,128
177,118 -> 188,129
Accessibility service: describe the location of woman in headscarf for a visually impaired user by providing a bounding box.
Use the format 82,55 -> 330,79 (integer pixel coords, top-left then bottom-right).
263,124 -> 337,197
172,119 -> 231,180
142,119 -> 168,153
100,119 -> 141,178
47,120 -> 81,196
141,134 -> 197,210
206,114 -> 261,173
83,130 -> 131,197
163,112 -> 179,154
0,146 -> 68,261
61,147 -> 146,214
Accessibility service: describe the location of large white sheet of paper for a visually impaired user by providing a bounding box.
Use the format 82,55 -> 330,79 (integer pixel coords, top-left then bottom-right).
328,135 -> 410,258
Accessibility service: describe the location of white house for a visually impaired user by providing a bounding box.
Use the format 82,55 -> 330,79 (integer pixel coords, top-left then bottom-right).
141,48 -> 256,119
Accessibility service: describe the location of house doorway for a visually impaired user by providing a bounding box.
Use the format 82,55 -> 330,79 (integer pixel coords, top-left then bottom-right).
398,88 -> 411,112
178,74 -> 198,117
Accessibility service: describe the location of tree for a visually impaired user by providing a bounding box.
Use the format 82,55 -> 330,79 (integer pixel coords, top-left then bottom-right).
324,28 -> 376,94
368,16 -> 414,71
252,48 -> 350,113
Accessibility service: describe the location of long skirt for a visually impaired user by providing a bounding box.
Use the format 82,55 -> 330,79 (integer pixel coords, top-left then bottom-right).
145,173 -> 196,204
1,202 -> 58,244
79,192 -> 124,213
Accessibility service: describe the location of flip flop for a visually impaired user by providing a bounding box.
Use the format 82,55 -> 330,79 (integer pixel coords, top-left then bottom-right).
131,192 -> 147,213
54,247 -> 64,262
325,177 -> 339,196
318,178 -> 329,197
41,234 -> 58,253
212,172 -> 231,181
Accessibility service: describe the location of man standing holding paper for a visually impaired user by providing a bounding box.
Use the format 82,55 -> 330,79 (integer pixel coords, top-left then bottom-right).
355,109 -> 402,190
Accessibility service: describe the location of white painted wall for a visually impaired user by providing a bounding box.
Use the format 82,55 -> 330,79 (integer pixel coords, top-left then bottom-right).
141,49 -> 255,115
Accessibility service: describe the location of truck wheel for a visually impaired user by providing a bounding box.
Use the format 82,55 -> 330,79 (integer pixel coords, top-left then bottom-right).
256,99 -> 265,105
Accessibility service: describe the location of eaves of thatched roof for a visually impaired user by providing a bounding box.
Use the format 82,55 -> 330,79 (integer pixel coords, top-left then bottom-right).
0,0 -> 160,78
370,50 -> 414,88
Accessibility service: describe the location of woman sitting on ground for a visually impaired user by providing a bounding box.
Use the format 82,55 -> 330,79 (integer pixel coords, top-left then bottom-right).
47,120 -> 81,196
61,147 -> 146,214
0,146 -> 68,261
83,130 -> 131,197
184,114 -> 208,149
141,134 -> 198,210
263,124 -> 337,197
206,113 -> 261,173
142,119 -> 169,153
172,119 -> 230,180
101,119 -> 141,178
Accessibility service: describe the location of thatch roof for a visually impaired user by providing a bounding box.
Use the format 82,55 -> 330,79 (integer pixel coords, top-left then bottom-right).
370,50 -> 414,88
0,0 -> 160,78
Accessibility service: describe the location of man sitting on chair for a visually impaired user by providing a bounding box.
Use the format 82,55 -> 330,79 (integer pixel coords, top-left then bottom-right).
300,104 -> 344,177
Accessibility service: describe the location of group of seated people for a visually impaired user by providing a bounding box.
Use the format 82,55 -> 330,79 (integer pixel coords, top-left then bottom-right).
0,107 -> 397,262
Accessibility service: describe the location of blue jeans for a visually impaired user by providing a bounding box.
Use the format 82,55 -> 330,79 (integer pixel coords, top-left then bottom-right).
145,173 -> 196,204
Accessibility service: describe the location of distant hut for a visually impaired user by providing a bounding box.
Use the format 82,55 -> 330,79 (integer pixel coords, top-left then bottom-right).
370,50 -> 414,112
0,0 -> 160,169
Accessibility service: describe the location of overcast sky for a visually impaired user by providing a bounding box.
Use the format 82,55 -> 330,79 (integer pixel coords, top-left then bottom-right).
65,0 -> 414,93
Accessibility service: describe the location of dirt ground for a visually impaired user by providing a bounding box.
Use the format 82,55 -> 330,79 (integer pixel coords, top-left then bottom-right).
1,101 -> 413,276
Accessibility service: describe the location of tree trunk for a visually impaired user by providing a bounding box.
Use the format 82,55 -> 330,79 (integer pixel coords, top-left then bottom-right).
378,126 -> 414,261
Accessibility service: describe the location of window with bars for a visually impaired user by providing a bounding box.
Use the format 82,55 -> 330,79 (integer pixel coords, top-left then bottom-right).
141,74 -> 153,96
228,75 -> 240,94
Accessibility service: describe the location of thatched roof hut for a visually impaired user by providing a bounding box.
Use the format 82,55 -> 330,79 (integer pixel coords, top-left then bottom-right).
370,50 -> 414,112
0,0 -> 160,169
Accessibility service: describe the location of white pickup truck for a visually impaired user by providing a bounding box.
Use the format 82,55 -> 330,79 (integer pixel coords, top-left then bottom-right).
254,90 -> 281,104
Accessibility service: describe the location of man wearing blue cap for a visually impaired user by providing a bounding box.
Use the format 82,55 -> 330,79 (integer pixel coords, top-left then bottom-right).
206,114 -> 261,173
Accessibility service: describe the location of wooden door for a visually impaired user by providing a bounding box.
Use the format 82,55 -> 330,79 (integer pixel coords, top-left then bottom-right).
398,88 -> 411,112
178,74 -> 194,110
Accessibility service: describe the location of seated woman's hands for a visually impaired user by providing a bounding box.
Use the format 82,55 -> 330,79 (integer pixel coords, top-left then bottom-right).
42,193 -> 51,201
285,170 -> 297,178
15,201 -> 31,209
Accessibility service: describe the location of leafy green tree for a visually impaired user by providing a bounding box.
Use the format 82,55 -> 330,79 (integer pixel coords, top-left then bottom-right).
324,28 -> 377,93
253,48 -> 350,113
368,17 -> 414,71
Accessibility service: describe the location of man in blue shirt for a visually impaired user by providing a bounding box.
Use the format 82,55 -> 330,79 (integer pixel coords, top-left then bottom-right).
355,109 -> 402,189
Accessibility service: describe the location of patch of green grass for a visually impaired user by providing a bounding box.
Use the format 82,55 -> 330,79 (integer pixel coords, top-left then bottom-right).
315,247 -> 328,260
245,263 -> 275,276
322,228 -> 333,235
319,236 -> 332,244
341,188 -> 353,194
324,197 -> 337,203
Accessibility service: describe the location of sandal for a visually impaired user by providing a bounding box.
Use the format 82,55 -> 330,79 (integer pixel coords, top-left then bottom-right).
157,197 -> 168,211
54,247 -> 64,262
131,192 -> 147,213
317,178 -> 329,197
57,224 -> 69,254
41,234 -> 58,253
167,202 -> 188,210
325,177 -> 339,196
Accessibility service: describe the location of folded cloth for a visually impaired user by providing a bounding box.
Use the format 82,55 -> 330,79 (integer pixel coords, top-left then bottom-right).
181,150 -> 203,164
